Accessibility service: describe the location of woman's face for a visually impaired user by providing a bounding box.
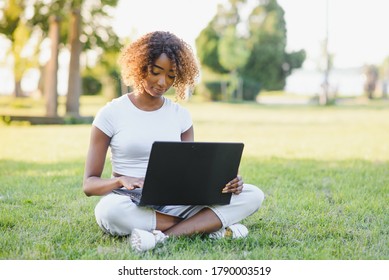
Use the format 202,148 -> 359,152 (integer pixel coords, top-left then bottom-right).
142,53 -> 176,97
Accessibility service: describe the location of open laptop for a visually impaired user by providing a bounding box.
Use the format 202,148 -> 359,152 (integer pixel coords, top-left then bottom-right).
114,141 -> 244,206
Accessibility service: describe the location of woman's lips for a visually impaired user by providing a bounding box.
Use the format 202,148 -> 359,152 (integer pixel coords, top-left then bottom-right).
153,87 -> 165,94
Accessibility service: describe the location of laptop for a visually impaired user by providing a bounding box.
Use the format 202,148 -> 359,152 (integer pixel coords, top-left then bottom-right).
117,141 -> 244,206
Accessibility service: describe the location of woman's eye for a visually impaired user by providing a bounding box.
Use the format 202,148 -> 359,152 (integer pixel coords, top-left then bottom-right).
151,71 -> 159,76
168,75 -> 176,79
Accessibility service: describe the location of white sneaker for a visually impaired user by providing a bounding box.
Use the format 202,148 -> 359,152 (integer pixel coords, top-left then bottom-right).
130,229 -> 168,252
209,223 -> 249,239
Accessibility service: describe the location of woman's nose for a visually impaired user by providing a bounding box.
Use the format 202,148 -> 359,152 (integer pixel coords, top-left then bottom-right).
157,75 -> 166,86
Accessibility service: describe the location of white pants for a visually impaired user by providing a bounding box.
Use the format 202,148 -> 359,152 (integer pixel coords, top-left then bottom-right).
94,184 -> 264,236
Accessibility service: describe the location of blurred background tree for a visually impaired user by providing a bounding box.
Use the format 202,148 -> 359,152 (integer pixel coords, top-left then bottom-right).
364,64 -> 379,99
196,0 -> 306,101
379,56 -> 389,99
0,0 -> 38,98
0,0 -> 122,116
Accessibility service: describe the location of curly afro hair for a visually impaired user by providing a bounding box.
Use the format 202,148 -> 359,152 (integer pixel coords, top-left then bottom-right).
119,31 -> 200,100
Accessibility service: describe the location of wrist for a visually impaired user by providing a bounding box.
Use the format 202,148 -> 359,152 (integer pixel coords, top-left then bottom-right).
115,176 -> 124,188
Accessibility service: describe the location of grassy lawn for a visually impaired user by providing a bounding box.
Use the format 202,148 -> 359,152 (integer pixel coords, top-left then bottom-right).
0,96 -> 388,259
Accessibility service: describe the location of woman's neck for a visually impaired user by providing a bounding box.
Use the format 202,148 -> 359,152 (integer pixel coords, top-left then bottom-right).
128,92 -> 164,111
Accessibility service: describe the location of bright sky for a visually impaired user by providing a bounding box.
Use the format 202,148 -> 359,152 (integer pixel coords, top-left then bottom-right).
112,0 -> 225,50
113,0 -> 389,69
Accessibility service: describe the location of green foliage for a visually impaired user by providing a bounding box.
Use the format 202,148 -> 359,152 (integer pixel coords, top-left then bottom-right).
196,0 -> 306,99
195,24 -> 228,74
0,0 -> 38,95
285,49 -> 306,73
204,81 -> 228,101
0,0 -> 24,39
82,75 -> 102,95
218,25 -> 250,71
0,0 -> 122,98
241,77 -> 261,100
82,50 -> 122,99
28,0 -> 121,52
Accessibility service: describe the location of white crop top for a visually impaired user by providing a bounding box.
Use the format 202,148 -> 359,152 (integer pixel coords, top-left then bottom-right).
93,94 -> 192,178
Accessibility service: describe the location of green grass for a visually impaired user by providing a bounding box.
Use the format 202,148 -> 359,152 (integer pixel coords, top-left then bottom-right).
0,96 -> 388,259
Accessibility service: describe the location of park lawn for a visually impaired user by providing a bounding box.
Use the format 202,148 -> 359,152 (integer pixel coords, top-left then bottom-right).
0,97 -> 388,259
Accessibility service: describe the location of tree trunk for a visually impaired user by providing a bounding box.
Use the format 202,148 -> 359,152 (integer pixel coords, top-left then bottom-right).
320,81 -> 329,105
44,16 -> 60,117
66,9 -> 82,117
237,77 -> 243,101
37,64 -> 46,98
14,80 -> 23,97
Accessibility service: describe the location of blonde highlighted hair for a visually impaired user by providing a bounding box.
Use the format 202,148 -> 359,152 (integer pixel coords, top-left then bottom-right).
119,31 -> 200,99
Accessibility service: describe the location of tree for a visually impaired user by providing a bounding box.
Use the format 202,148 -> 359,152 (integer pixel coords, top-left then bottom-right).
242,2 -> 285,88
0,0 -> 121,115
196,0 -> 249,100
31,0 -> 122,116
379,56 -> 389,99
66,9 -> 82,116
364,64 -> 378,99
195,21 -> 228,74
0,0 -> 38,97
44,16 -> 60,116
218,25 -> 250,100
196,0 -> 306,100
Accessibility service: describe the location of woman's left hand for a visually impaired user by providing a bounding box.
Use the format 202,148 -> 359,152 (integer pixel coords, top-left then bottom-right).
222,175 -> 244,195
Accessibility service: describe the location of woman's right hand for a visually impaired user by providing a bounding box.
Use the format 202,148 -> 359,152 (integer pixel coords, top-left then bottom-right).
119,176 -> 144,190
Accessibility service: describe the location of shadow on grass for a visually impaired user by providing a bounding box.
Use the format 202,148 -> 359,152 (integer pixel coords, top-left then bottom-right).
0,158 -> 388,260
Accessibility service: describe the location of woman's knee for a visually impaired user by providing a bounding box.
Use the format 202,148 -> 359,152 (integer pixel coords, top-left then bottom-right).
95,197 -> 126,235
94,194 -> 150,236
242,184 -> 265,213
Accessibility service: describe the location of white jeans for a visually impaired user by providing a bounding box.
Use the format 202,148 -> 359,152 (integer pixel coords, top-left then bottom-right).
94,184 -> 264,236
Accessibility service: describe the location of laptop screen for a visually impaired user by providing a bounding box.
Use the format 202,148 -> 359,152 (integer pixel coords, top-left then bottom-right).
139,141 -> 244,206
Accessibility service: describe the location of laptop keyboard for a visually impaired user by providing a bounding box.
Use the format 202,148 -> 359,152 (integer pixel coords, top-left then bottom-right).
112,188 -> 142,205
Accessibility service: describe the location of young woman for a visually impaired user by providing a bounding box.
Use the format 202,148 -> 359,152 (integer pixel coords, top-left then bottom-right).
83,31 -> 264,252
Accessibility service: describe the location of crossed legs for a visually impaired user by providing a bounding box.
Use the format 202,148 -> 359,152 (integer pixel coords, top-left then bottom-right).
156,208 -> 222,236
95,184 -> 264,237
